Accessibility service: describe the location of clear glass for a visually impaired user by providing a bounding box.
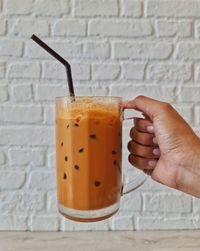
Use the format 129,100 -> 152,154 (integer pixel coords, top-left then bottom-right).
56,96 -> 146,222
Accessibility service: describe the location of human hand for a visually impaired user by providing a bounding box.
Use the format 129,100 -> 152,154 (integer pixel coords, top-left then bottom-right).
123,96 -> 200,198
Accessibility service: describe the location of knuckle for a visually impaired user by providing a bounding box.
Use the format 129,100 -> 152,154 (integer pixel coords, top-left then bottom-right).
128,154 -> 137,168
127,141 -> 132,151
128,154 -> 134,164
128,154 -> 141,169
129,127 -> 134,138
135,95 -> 145,100
161,102 -> 172,112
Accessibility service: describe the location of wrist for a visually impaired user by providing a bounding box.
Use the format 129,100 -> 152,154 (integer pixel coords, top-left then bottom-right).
176,137 -> 200,197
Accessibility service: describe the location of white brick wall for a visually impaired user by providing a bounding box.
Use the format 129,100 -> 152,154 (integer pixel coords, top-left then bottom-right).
5,0 -> 34,15
113,42 -> 173,60
88,20 -> 153,37
1,0 -> 200,231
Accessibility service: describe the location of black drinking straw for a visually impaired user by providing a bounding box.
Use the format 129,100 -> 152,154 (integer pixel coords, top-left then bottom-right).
31,34 -> 75,100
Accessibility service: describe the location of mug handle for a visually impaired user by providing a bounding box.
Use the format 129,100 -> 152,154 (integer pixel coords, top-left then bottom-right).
121,115 -> 147,195
122,172 -> 147,195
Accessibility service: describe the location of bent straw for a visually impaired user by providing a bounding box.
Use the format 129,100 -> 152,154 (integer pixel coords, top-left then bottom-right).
31,34 -> 75,100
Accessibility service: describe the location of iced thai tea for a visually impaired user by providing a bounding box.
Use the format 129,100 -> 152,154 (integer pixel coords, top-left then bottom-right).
56,96 -> 122,222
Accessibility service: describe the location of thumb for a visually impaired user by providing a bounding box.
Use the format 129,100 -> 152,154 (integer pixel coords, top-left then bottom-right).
123,95 -> 163,120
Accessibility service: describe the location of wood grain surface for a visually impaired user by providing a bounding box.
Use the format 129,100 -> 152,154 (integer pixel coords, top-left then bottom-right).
0,231 -> 200,251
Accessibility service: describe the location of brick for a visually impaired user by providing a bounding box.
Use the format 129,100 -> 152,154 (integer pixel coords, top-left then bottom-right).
173,104 -> 194,125
60,219 -> 75,231
110,84 -> 176,102
30,215 -> 59,231
122,63 -> 145,80
193,197 -> 200,213
146,63 -> 192,81
0,62 -> 5,78
8,62 -> 41,79
0,215 -> 27,231
13,216 -> 28,231
143,193 -> 192,213
71,85 -> 92,96
147,0 -> 200,17
192,219 -> 200,229
120,0 -> 142,17
0,127 -> 55,146
34,0 -> 70,17
0,171 -> 25,189
71,63 -> 91,80
0,191 -> 45,214
47,191 -> 57,213
44,105 -> 55,125
12,84 -> 33,102
42,62 -> 90,80
89,20 -> 153,37
25,41 -> 52,59
25,41 -> 82,59
36,83 -> 96,101
194,106 -> 200,126
0,150 -> 6,165
74,0 -> 118,17
0,39 -> 22,57
53,19 -> 86,36
195,20 -> 200,39
50,42 -> 83,59
78,84 -> 100,95
47,150 -> 56,169
84,41 -> 110,59
5,0 -> 34,15
136,217 -> 195,230
113,42 -> 173,60
28,171 -> 56,190
8,148 -> 45,166
194,63 -> 200,82
138,177 -> 172,192
71,220 -> 110,231
92,64 -> 120,80
156,20 -> 192,38
176,42 -> 200,60
11,19 -> 49,37
0,105 -> 43,123
0,19 -> 6,35
31,148 -> 46,166
120,193 -> 142,211
111,216 -> 134,230
181,86 -> 200,102
8,149 -> 30,166
91,85 -> 109,96
0,86 -> 9,102
35,85 -> 66,101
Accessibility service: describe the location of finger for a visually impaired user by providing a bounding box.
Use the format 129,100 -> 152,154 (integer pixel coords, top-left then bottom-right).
134,118 -> 154,133
128,140 -> 160,159
142,113 -> 152,122
130,127 -> 157,146
128,154 -> 157,170
123,96 -> 164,120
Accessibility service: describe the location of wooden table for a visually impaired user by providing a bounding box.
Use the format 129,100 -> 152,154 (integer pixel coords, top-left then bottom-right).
1,231 -> 200,251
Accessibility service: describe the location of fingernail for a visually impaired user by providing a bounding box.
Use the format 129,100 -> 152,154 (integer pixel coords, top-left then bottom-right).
153,148 -> 160,155
148,160 -> 157,167
147,126 -> 154,133
153,137 -> 158,144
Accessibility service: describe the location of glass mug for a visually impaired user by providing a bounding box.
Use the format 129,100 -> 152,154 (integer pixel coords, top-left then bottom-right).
56,96 -> 146,222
